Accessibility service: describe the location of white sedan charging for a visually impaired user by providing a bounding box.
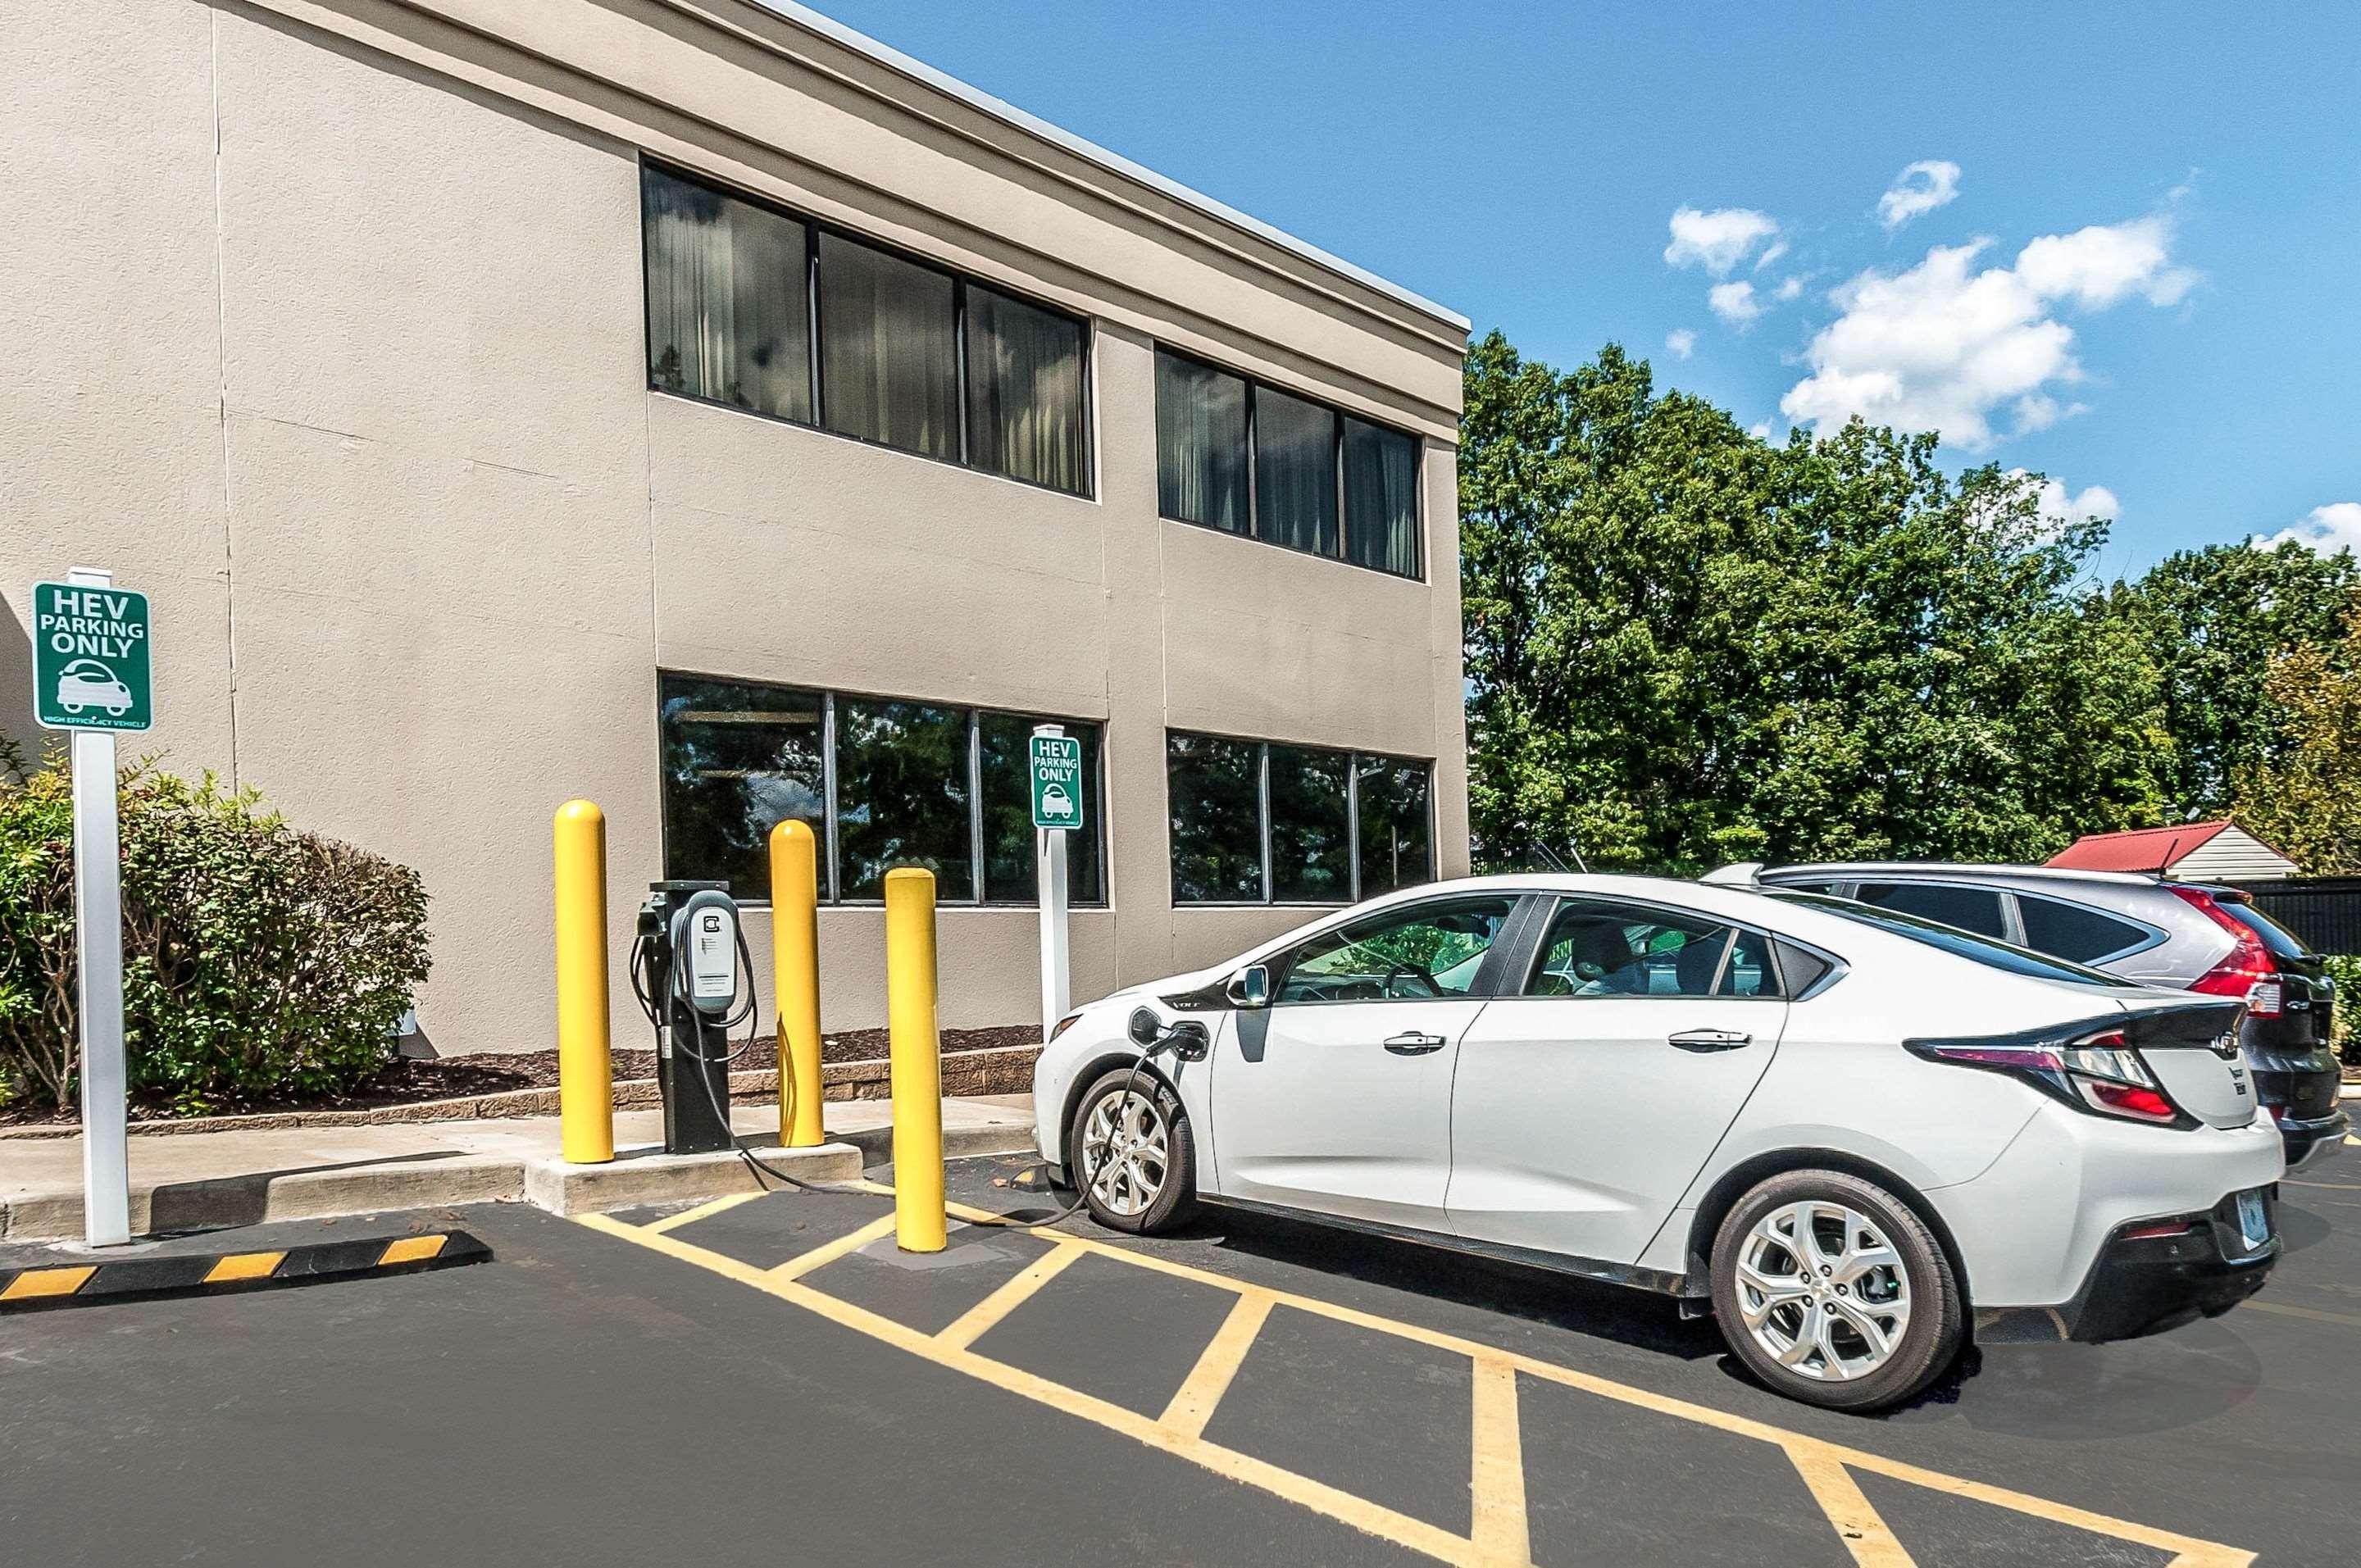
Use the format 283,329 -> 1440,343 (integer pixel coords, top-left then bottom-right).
1033,874 -> 2285,1411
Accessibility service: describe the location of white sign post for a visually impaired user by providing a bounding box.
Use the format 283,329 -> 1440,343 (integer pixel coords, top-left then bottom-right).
39,567 -> 136,1247
1029,725 -> 1079,1039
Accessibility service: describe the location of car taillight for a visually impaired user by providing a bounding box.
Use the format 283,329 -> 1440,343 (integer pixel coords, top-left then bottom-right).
2170,885 -> 2281,1018
1910,1028 -> 2188,1125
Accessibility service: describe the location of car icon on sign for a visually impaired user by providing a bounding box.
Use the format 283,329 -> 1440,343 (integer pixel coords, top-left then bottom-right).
55,660 -> 131,717
1039,782 -> 1074,819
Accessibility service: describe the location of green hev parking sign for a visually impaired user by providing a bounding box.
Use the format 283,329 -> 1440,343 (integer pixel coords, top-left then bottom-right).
1029,732 -> 1083,830
33,581 -> 152,732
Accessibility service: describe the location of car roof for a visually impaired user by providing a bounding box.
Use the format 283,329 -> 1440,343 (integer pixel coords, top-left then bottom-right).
1755,861 -> 2166,889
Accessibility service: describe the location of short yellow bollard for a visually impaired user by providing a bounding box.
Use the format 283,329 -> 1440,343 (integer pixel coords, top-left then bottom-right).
884,866 -> 947,1252
553,800 -> 614,1165
769,820 -> 826,1149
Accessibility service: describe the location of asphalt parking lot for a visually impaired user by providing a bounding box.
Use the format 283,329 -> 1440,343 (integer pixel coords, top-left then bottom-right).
2,1146 -> 2355,1566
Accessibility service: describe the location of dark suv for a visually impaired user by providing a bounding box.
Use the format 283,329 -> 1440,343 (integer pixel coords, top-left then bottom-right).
1735,862 -> 2348,1169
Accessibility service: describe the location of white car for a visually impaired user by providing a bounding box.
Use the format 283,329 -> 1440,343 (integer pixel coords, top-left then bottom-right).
1034,874 -> 2283,1411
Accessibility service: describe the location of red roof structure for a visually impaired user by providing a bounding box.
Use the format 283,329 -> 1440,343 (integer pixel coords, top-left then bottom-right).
2047,822 -> 2234,874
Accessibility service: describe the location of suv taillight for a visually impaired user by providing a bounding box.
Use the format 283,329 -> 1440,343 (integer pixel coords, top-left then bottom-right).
2169,885 -> 2281,1018
1910,1028 -> 2187,1125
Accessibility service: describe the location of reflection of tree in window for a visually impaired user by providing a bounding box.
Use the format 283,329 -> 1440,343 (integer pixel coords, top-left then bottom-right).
659,673 -> 823,901
836,699 -> 971,900
980,713 -> 1103,904
1282,901 -> 1512,1002
1269,744 -> 1349,901
1168,734 -> 1262,902
1355,755 -> 1433,896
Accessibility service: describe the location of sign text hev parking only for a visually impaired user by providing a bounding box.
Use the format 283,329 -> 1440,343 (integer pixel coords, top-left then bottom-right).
33,581 -> 152,732
1029,732 -> 1083,830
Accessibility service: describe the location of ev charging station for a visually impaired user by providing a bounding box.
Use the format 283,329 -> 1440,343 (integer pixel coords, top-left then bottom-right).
631,879 -> 750,1156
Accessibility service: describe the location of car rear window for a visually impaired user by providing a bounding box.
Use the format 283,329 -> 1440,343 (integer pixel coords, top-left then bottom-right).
2016,896 -> 2152,965
1767,891 -> 2140,988
2213,898 -> 2310,961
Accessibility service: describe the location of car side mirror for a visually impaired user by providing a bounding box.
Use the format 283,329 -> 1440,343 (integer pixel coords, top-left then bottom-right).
1226,965 -> 1271,1009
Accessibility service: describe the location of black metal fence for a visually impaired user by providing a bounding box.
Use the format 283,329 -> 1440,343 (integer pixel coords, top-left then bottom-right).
2246,878 -> 2361,957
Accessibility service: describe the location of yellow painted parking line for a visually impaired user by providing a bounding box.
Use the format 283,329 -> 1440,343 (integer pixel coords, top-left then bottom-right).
644,1192 -> 765,1236
0,1266 -> 95,1302
2245,1299 -> 2361,1329
202,1252 -> 285,1284
577,1199 -> 2254,1567
935,1241 -> 1086,1352
1789,1449 -> 1908,1566
1467,1357 -> 1529,1566
2286,1178 -> 2361,1190
1158,1288 -> 1275,1441
765,1212 -> 898,1283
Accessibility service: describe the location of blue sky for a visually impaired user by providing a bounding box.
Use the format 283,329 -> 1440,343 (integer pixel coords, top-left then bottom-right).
812,2 -> 2361,577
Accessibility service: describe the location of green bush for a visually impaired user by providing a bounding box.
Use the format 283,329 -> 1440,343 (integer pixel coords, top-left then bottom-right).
0,752 -> 430,1115
2324,954 -> 2360,1066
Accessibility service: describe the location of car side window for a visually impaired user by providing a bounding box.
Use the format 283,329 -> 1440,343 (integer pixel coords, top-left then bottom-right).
1854,881 -> 2009,940
2016,895 -> 2151,965
1525,899 -> 1776,998
1276,897 -> 1517,1004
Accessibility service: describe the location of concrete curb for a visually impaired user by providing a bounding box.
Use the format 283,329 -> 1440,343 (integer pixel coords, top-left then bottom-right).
0,1044 -> 1044,1141
522,1143 -> 865,1216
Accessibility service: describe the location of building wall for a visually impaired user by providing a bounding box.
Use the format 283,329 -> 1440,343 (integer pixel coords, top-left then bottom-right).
0,0 -> 1467,1053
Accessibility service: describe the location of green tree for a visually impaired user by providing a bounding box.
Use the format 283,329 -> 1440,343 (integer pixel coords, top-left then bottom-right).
2112,541 -> 2361,814
2232,593 -> 2361,874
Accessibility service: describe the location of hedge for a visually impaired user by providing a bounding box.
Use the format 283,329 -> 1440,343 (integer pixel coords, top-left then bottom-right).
0,750 -> 430,1115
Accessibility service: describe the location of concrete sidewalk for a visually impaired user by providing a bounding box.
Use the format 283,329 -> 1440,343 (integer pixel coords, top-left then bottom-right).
0,1095 -> 1037,1243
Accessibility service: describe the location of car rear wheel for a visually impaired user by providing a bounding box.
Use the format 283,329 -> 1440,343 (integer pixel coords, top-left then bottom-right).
1708,1170 -> 1964,1412
1070,1067 -> 1195,1234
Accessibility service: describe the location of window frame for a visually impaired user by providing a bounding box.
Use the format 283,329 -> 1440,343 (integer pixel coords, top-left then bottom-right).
656,670 -> 1108,911
639,159 -> 1096,500
1268,893 -> 1527,1008
1165,729 -> 1435,907
1508,893 -> 1794,1002
1152,345 -> 1424,581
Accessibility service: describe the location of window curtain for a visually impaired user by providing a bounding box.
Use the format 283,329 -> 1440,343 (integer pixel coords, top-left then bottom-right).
1254,389 -> 1340,556
1155,352 -> 1249,533
1344,418 -> 1422,576
641,167 -> 810,422
818,234 -> 958,460
967,289 -> 1088,494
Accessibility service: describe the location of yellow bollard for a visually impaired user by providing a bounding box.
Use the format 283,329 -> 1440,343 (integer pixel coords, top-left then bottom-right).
884,866 -> 947,1252
553,800 -> 614,1165
769,820 -> 826,1149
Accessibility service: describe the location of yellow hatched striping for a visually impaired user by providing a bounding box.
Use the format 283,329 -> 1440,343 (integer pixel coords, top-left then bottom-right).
203,1252 -> 286,1284
645,1193 -> 766,1236
575,1198 -> 2256,1568
1,1266 -> 97,1301
378,1235 -> 449,1266
935,1241 -> 1086,1352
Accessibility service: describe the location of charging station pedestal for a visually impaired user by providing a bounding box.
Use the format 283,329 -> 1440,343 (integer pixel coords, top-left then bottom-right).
636,879 -> 738,1155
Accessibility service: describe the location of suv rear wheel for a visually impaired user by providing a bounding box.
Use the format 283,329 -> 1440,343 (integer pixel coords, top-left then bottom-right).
1708,1169 -> 1964,1411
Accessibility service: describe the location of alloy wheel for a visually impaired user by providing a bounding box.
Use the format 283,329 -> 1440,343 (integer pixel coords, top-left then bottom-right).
1735,1199 -> 1913,1381
1080,1089 -> 1169,1218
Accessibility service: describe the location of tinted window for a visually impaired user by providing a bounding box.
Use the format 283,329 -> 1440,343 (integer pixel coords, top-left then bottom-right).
1355,755 -> 1434,896
2017,896 -> 2151,964
1280,898 -> 1517,1003
964,285 -> 1088,493
1855,881 -> 2008,939
1772,892 -> 2139,987
1774,939 -> 1836,997
1526,900 -> 1752,998
978,715 -> 1102,905
818,233 -> 958,460
1267,744 -> 1350,902
2214,898 -> 2310,961
1254,387 -> 1339,556
643,166 -> 812,423
1155,352 -> 1250,534
1343,416 -> 1420,576
834,699 -> 972,900
1722,928 -> 1782,997
1167,734 -> 1264,902
659,673 -> 824,902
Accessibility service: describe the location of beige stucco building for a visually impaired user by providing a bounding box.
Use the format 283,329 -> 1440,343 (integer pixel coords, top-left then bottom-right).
2,0 -> 1470,1054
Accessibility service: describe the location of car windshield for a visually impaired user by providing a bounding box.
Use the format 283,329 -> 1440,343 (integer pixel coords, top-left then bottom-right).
1765,890 -> 2141,988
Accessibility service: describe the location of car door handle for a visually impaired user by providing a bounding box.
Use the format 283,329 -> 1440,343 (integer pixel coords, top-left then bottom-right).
1383,1031 -> 1449,1055
1667,1028 -> 1753,1052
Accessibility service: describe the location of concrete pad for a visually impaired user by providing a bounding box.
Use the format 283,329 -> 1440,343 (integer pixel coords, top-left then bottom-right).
522,1143 -> 863,1216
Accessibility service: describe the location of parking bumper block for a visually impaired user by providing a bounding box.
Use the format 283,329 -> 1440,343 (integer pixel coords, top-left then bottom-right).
0,1230 -> 492,1313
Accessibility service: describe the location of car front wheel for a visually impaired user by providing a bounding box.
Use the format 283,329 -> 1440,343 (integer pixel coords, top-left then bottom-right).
1708,1169 -> 1964,1412
1070,1067 -> 1195,1234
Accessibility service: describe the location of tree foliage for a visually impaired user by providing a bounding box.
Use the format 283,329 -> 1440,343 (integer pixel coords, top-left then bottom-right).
2231,594 -> 2361,875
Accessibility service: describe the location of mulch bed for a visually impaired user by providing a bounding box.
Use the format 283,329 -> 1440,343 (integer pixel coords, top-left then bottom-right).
0,1025 -> 1042,1128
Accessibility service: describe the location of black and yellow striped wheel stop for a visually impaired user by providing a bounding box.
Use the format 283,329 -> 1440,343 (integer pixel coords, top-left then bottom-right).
0,1230 -> 491,1313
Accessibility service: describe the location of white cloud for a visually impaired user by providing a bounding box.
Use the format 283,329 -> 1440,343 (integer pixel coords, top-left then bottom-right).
1754,240 -> 1790,272
1778,216 -> 2198,450
1708,280 -> 1763,326
1773,275 -> 1805,301
2261,502 -> 2361,556
2020,471 -> 2120,531
1665,328 -> 1697,360
1665,207 -> 1780,275
1877,160 -> 1963,230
